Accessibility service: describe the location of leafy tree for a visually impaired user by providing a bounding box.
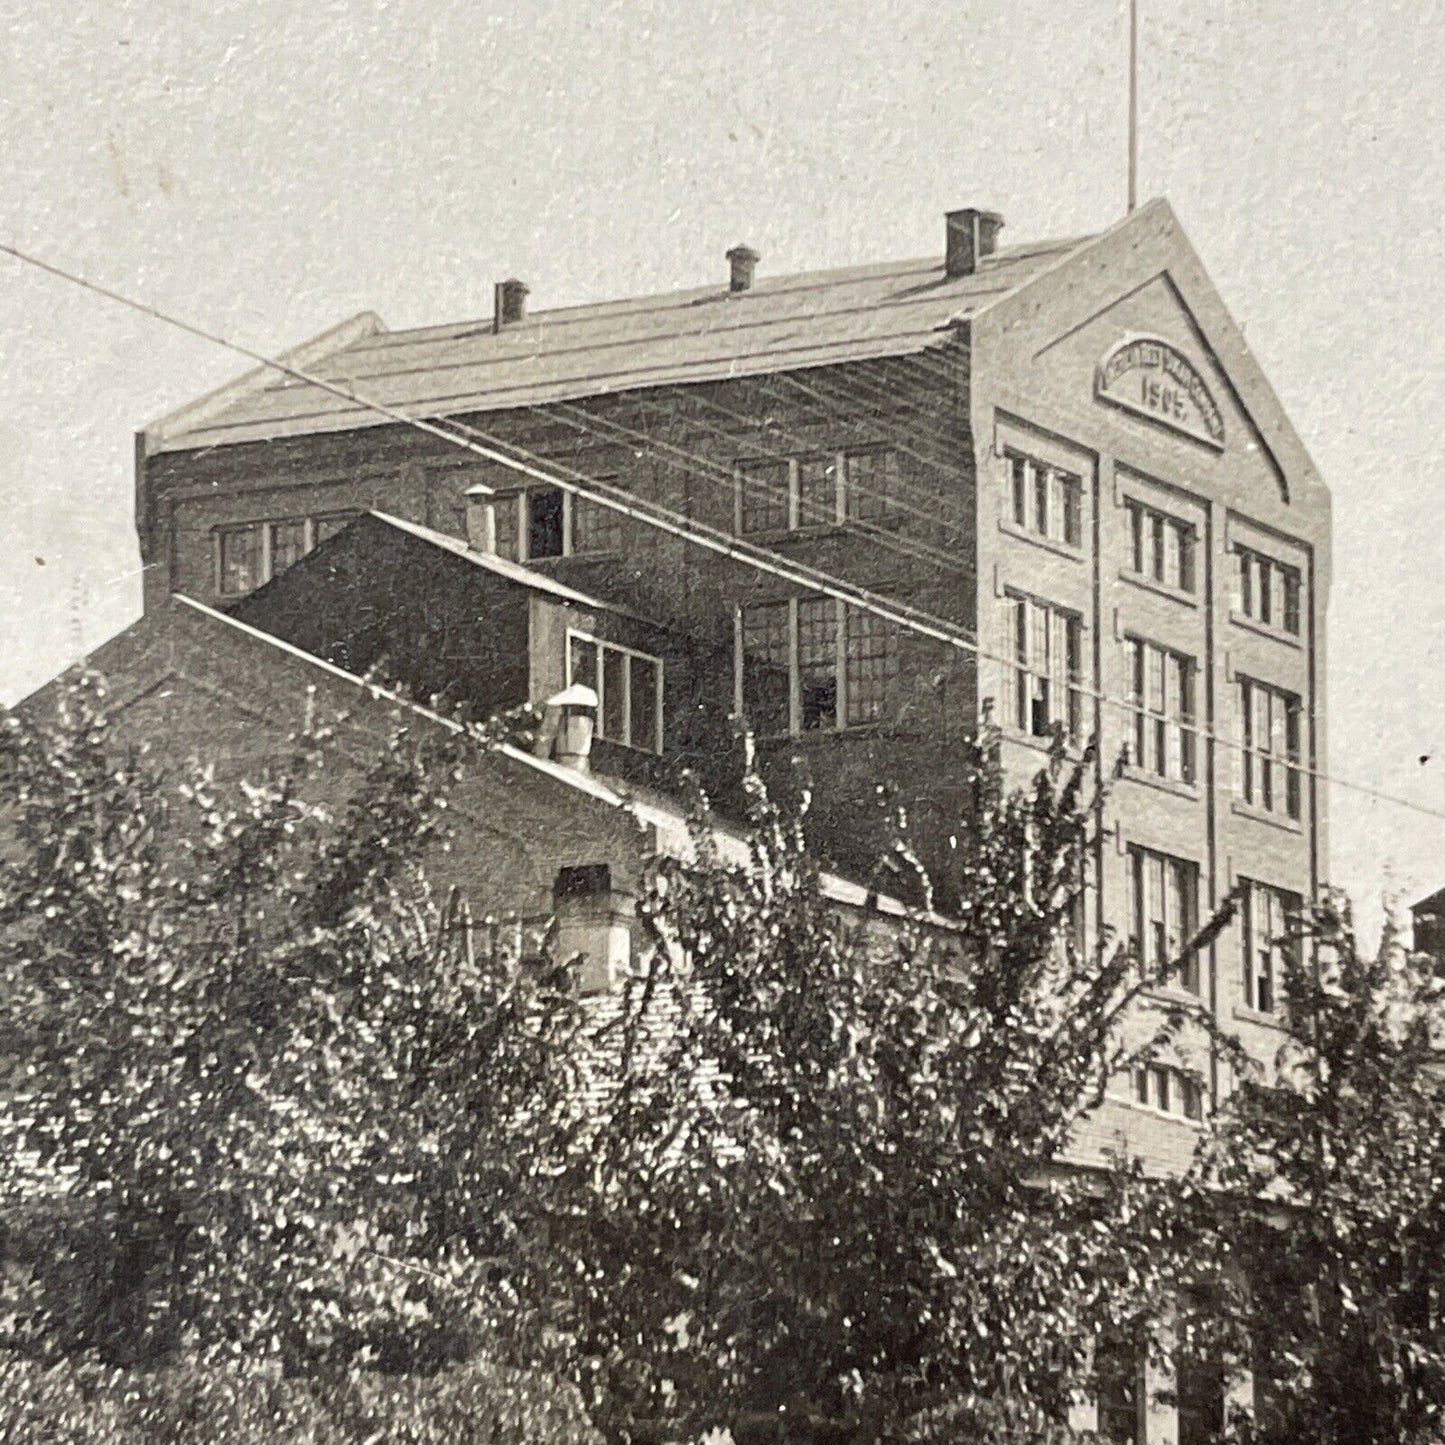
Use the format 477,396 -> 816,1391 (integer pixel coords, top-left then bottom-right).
1,673 -> 1233,1444
533,733 -> 1209,1443
0,673 -> 589,1437
1186,898 -> 1445,1445
0,1353 -> 600,1444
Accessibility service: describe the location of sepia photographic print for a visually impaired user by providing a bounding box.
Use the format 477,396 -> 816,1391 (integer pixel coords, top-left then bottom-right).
2,2 -> 1443,1441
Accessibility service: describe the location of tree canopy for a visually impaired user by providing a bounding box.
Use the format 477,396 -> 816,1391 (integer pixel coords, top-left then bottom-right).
1183,899 -> 1445,1445
6,671 -> 1442,1444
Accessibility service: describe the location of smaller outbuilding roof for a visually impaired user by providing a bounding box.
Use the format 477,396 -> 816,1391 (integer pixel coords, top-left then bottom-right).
364,510 -> 645,619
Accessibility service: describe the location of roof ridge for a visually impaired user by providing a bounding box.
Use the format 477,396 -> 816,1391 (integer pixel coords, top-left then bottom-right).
147,231 -> 1096,452
362,509 -> 651,621
166,593 -> 911,913
142,311 -> 386,446
342,237 -> 1087,350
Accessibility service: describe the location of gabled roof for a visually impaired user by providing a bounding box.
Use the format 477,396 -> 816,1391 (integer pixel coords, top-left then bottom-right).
1413,886 -> 1445,918
145,236 -> 1091,453
66,594 -> 912,920
363,510 -> 648,620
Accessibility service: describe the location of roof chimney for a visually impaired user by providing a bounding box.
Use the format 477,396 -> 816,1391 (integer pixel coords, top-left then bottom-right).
465,483 -> 496,553
493,278 -> 529,331
533,683 -> 598,771
944,209 -> 1005,278
726,244 -> 760,294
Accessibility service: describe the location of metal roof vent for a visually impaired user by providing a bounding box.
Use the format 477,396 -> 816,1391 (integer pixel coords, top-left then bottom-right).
944,209 -> 1004,277
726,244 -> 760,294
493,278 -> 529,331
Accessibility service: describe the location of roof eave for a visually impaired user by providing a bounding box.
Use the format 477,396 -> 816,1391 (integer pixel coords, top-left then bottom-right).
141,310 -> 388,450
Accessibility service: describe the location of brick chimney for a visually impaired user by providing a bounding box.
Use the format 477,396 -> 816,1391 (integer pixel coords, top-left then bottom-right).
493,277 -> 529,331
726,244 -> 760,293
553,863 -> 635,994
944,208 -> 1005,277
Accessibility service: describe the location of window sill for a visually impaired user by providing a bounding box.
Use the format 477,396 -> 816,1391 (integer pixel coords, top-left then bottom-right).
1002,725 -> 1085,760
1111,1097 -> 1206,1130
998,517 -> 1086,562
1117,568 -> 1199,608
1118,764 -> 1200,801
753,721 -> 892,744
594,739 -> 664,758
1141,982 -> 1208,1012
1230,612 -> 1303,649
1230,799 -> 1304,835
1233,1004 -> 1287,1031
738,520 -> 896,545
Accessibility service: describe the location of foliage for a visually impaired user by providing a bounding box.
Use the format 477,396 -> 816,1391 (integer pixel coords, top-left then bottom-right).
2,671 -> 1283,1444
0,1352 -> 600,1444
532,732 -> 1204,1442
0,672 -> 586,1434
1185,897 -> 1445,1445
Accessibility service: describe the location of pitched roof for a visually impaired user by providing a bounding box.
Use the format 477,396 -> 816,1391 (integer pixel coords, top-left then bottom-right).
1413,885 -> 1445,918
157,595 -> 910,918
146,237 -> 1090,453
363,510 -> 649,620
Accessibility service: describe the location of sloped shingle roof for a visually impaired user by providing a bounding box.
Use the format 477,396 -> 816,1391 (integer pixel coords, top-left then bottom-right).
364,510 -> 649,619
147,237 -> 1090,454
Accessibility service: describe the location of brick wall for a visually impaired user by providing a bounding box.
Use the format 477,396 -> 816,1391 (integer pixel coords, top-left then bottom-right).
142,352 -> 981,887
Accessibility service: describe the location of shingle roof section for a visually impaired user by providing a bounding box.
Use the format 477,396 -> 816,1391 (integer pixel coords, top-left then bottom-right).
364,510 -> 648,619
148,238 -> 1089,453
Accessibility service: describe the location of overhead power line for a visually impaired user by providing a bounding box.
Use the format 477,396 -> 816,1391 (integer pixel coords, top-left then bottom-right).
3,236 -> 1443,828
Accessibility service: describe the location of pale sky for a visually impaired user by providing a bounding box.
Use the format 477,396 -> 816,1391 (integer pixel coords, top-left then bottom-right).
1,0 -> 1441,940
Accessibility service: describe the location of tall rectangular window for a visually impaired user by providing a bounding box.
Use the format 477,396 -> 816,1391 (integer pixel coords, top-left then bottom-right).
737,599 -> 898,736
1177,1355 -> 1225,1445
1240,879 -> 1300,1014
1128,638 -> 1197,783
1094,1336 -> 1143,1444
601,647 -> 627,742
1124,497 -> 1196,593
1129,845 -> 1201,992
565,632 -> 664,754
797,455 -> 839,529
491,495 -> 521,561
270,519 -> 309,575
1239,678 -> 1303,820
737,458 -> 792,535
527,487 -> 567,559
844,609 -> 899,725
217,525 -> 264,596
1006,451 -> 1082,548
1235,544 -> 1302,636
796,596 -> 839,731
844,447 -> 898,524
1008,594 -> 1083,742
738,601 -> 792,736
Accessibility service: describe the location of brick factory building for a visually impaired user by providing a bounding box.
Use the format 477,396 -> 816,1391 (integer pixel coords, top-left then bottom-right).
37,197 -> 1331,1442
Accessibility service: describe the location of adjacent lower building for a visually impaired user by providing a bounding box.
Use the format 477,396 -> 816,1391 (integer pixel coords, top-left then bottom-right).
36,195 -> 1331,1443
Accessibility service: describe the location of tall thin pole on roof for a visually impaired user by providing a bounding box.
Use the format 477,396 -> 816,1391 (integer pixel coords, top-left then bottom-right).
1127,0 -> 1139,213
